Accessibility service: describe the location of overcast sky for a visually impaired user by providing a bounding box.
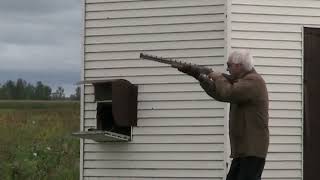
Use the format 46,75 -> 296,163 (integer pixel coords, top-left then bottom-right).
0,0 -> 81,95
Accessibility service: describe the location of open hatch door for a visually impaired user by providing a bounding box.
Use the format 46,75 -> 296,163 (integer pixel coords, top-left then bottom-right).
73,79 -> 137,142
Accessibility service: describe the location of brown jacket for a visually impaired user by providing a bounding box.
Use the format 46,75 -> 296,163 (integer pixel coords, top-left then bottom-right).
200,69 -> 269,158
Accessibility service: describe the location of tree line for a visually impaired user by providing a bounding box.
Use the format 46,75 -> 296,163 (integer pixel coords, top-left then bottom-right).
0,79 -> 80,100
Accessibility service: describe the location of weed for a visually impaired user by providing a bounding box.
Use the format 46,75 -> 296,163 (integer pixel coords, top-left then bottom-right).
0,101 -> 80,180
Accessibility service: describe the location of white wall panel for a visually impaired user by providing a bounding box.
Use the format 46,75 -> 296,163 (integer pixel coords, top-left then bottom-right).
84,160 -> 224,169
86,22 -> 224,36
83,169 -> 224,178
86,31 -> 224,44
86,0 -> 224,11
83,0 -> 226,179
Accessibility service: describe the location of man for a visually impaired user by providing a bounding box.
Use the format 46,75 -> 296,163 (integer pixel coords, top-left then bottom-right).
175,50 -> 269,180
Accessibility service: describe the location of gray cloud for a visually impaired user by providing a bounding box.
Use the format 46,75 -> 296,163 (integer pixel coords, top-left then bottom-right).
0,0 -> 81,95
0,0 -> 80,45
0,0 -> 79,15
0,9 -> 80,45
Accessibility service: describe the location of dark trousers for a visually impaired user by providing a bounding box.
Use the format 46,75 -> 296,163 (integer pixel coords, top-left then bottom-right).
226,156 -> 265,180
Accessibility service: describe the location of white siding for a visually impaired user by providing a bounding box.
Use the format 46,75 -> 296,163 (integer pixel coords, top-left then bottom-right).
230,0 -> 320,179
83,0 -> 226,179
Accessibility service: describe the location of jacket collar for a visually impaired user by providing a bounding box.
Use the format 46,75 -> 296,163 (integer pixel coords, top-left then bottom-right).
239,68 -> 256,79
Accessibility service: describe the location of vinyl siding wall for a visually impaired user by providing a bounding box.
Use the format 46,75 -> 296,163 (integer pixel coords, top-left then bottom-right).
82,0 -> 227,179
230,0 -> 320,179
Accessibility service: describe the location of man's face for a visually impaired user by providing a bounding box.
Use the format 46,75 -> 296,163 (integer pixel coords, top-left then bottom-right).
227,61 -> 242,78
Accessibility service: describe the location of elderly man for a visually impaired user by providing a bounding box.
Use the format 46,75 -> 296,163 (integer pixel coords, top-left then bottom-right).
176,50 -> 269,180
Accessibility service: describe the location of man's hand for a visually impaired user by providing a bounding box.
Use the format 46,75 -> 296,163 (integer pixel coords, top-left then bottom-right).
198,74 -> 210,82
208,72 -> 222,81
172,63 -> 214,80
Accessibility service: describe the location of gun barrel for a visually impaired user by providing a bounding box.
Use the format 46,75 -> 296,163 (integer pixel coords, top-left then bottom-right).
140,53 -> 179,66
140,53 -> 215,79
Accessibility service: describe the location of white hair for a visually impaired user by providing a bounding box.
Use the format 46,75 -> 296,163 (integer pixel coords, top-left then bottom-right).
228,50 -> 254,71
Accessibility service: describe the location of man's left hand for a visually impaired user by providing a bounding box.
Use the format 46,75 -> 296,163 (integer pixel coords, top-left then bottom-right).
208,72 -> 222,81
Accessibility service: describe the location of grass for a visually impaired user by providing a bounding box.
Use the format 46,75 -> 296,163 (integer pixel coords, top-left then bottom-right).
0,100 -> 80,180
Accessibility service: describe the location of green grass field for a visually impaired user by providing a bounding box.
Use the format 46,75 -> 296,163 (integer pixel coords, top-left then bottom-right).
0,100 -> 80,180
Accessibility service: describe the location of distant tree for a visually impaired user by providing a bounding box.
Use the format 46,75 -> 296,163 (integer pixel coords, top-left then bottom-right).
0,79 -> 56,100
52,86 -> 65,100
2,80 -> 16,99
0,83 -> 4,99
42,85 -> 52,100
57,86 -> 65,99
34,81 -> 52,100
16,78 -> 27,99
35,81 -> 44,100
25,83 -> 36,99
69,86 -> 80,100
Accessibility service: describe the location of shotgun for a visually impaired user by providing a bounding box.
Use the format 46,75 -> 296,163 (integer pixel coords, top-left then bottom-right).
139,53 -> 213,77
139,53 -> 235,83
